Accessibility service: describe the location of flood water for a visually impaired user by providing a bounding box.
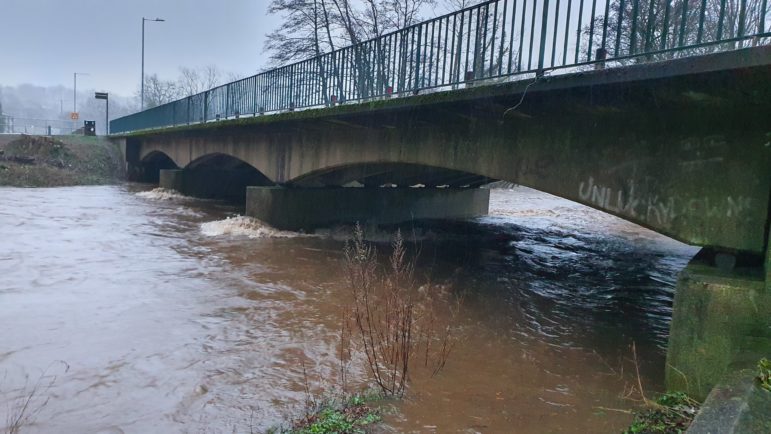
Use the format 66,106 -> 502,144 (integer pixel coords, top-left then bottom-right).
0,185 -> 698,433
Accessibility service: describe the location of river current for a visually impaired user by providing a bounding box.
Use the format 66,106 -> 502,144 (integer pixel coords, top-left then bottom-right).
0,185 -> 697,433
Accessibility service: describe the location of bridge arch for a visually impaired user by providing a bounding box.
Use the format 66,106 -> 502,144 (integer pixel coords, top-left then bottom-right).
186,152 -> 273,182
172,153 -> 274,201
134,151 -> 179,183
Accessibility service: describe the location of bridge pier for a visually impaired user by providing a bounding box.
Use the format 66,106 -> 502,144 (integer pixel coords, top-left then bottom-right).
666,246 -> 771,400
244,186 -> 490,230
159,169 -> 184,192
159,169 -> 272,202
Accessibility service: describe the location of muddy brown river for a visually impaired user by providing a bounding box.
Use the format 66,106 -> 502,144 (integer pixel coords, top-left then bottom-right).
0,185 -> 698,433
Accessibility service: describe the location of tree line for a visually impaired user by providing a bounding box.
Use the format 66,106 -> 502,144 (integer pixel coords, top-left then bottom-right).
142,65 -> 242,109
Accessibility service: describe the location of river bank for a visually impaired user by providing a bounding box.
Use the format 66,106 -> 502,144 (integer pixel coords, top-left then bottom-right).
0,134 -> 124,187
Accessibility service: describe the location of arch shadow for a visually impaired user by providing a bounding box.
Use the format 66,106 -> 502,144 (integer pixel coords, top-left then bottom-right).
289,162 -> 497,188
134,151 -> 179,183
181,153 -> 274,202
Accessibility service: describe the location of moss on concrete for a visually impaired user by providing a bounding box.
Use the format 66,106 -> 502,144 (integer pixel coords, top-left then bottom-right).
666,253 -> 771,401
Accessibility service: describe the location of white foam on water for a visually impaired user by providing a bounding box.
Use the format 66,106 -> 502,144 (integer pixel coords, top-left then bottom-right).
200,215 -> 305,239
136,188 -> 189,201
316,224 -> 436,242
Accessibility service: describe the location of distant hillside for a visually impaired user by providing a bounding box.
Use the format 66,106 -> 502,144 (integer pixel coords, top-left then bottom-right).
0,85 -> 136,136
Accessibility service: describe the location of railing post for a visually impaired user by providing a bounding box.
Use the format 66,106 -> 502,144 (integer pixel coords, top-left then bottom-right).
253,77 -> 259,115
414,25 -> 423,94
204,90 -> 209,122
595,48 -> 607,70
537,0 -> 550,76
225,84 -> 231,118
186,97 -> 191,125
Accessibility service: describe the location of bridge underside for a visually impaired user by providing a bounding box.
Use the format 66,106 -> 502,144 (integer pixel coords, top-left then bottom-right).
120,47 -> 771,399
127,47 -> 770,254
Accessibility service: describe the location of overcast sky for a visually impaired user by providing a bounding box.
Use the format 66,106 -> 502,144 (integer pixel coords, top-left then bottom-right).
1,0 -> 278,97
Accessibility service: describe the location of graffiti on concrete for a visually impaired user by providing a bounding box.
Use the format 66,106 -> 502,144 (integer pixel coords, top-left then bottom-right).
578,176 -> 753,228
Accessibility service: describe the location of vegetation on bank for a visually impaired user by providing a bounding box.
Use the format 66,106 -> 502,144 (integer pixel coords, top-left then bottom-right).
268,225 -> 460,433
0,135 -> 124,187
623,356 -> 771,433
611,343 -> 699,434
623,392 -> 700,434
268,393 -> 382,434
757,357 -> 771,392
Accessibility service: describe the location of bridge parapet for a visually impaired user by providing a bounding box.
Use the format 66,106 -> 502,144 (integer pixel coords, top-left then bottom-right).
112,0 -> 771,134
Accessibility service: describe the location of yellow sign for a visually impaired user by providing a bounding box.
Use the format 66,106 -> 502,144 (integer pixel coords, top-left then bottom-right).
70,112 -> 79,120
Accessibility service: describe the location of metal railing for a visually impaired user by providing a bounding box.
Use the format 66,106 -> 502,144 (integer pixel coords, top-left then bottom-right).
0,116 -> 81,136
111,0 -> 770,134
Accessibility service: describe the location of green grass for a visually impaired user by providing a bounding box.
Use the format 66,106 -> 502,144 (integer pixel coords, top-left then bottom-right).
267,393 -> 382,434
292,406 -> 380,434
623,392 -> 700,434
757,358 -> 771,392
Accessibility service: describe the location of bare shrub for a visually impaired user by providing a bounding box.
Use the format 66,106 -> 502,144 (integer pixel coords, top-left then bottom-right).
3,361 -> 69,434
343,224 -> 459,397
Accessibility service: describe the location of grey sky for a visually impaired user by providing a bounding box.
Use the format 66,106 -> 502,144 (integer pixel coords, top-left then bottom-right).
0,0 -> 278,97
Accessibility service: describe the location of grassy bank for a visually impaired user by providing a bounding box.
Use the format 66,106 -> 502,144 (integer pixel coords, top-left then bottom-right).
268,393 -> 382,434
0,135 -> 124,187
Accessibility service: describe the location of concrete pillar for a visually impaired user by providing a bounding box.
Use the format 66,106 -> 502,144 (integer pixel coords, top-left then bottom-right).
666,248 -> 771,400
158,169 -> 272,202
245,186 -> 490,230
159,169 -> 184,192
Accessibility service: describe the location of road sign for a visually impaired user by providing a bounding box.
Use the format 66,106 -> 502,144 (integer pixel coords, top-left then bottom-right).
70,112 -> 79,120
95,92 -> 108,100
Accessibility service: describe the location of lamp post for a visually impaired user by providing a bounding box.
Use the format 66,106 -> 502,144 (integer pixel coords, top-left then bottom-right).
141,17 -> 165,111
95,92 -> 109,135
73,72 -> 88,133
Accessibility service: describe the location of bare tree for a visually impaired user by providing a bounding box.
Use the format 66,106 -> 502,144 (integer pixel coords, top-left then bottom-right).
178,65 -> 223,96
264,0 -> 438,101
584,0 -> 769,64
265,0 -> 344,103
141,74 -> 181,108
265,0 -> 347,63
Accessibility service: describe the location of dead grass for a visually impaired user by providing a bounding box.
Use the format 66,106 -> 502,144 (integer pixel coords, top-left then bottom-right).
0,135 -> 124,187
593,343 -> 700,434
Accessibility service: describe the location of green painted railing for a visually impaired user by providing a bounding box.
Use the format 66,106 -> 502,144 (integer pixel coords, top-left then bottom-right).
112,0 -> 770,134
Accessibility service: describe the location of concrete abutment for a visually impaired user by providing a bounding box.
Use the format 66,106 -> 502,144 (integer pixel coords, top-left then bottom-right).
244,186 -> 490,230
666,247 -> 771,401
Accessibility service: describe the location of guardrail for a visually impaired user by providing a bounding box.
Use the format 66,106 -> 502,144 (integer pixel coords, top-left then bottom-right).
112,0 -> 770,134
0,116 -> 81,135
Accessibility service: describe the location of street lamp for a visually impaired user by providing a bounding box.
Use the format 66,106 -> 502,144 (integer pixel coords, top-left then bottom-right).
141,17 -> 165,111
95,92 -> 109,135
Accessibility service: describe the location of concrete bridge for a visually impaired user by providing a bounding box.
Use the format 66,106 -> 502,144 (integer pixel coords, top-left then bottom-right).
113,0 -> 771,402
124,47 -> 770,251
